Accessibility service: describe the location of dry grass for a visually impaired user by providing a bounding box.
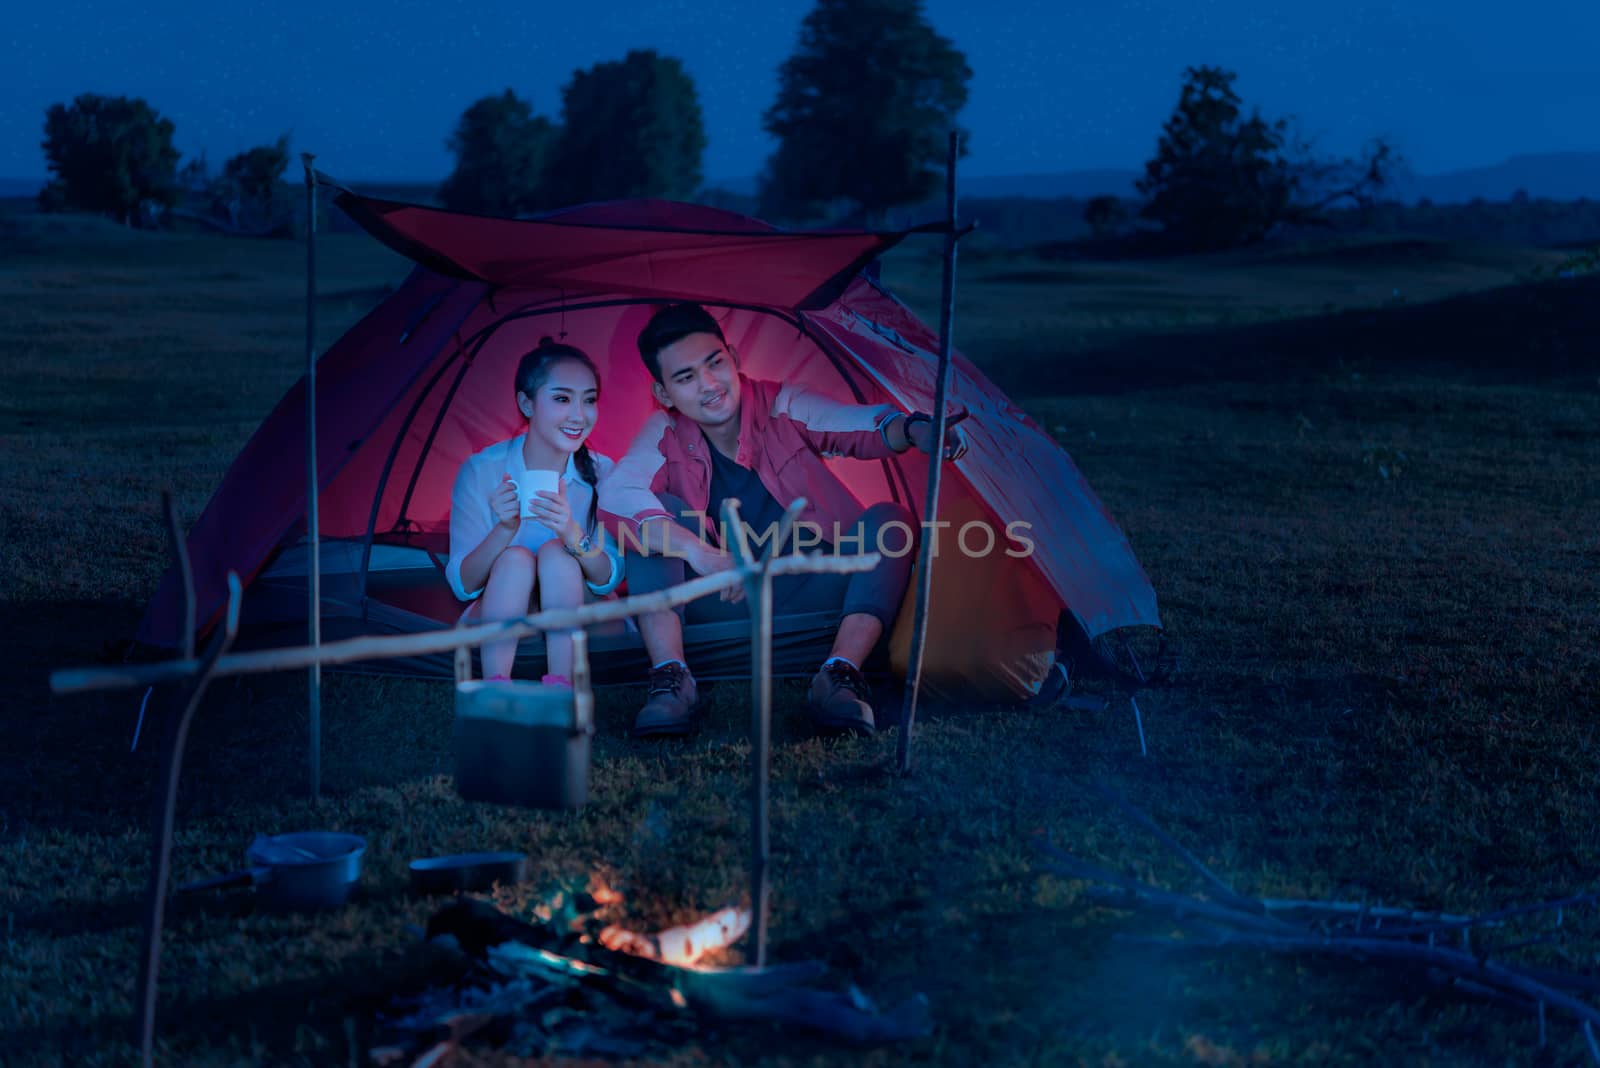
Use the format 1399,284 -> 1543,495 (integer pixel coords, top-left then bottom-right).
4,212 -> 1599,1065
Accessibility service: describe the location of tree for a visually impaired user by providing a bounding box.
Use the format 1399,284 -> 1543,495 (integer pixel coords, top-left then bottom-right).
541,50 -> 707,207
223,135 -> 290,205
760,0 -> 971,223
177,152 -> 211,195
202,135 -> 295,234
1138,67 -> 1397,250
1283,132 -> 1398,222
1136,67 -> 1294,250
437,90 -> 554,216
1083,195 -> 1130,238
40,94 -> 180,225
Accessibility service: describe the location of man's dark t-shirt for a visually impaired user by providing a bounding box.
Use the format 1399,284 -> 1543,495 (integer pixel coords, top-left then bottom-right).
705,443 -> 791,556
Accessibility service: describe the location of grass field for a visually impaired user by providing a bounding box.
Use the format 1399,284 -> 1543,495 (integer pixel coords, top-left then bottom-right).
4,209 -> 1600,1066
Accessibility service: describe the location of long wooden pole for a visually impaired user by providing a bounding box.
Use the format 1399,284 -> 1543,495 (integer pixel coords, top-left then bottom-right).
738,520 -> 774,968
135,574 -> 241,1067
897,131 -> 962,774
719,497 -> 802,970
748,570 -> 772,966
301,153 -> 322,801
51,552 -> 875,696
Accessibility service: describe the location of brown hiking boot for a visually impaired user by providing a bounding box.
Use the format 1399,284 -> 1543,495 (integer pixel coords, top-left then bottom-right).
807,661 -> 876,735
632,662 -> 699,738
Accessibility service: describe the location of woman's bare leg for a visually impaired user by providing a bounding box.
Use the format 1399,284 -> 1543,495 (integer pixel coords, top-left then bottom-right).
480,546 -> 536,678
536,540 -> 584,679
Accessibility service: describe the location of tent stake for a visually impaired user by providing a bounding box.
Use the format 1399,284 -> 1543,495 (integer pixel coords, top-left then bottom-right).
1124,637 -> 1150,758
897,131 -> 964,775
302,154 -> 322,801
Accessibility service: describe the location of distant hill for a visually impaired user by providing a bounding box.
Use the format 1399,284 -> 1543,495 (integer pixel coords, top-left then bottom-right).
708,152 -> 1600,205
1395,152 -> 1600,204
0,177 -> 42,199
704,170 -> 1141,201
8,149 -> 1597,218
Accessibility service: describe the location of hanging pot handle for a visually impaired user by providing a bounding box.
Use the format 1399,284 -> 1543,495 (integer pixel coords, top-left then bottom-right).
176,866 -> 270,894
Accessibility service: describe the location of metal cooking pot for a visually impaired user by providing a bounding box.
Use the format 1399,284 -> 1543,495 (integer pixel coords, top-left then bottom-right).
178,832 -> 366,911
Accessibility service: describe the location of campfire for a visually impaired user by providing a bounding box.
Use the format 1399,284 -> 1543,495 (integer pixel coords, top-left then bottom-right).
368,879 -> 930,1063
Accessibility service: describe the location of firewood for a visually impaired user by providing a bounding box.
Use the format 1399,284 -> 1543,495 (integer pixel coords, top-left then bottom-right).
1035,796 -> 1600,1062
426,899 -> 931,1045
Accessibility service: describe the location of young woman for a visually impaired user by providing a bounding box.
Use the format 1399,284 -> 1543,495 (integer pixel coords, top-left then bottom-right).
445,338 -> 623,683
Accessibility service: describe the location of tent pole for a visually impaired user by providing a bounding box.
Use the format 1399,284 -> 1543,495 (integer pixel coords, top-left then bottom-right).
302,154 -> 322,801
897,132 -> 963,775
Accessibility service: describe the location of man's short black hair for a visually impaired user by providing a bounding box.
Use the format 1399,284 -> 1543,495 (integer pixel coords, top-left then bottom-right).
637,303 -> 726,382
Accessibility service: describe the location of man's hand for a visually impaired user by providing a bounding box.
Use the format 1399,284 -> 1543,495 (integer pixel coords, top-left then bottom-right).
693,546 -> 746,603
906,413 -> 969,461
651,520 -> 744,603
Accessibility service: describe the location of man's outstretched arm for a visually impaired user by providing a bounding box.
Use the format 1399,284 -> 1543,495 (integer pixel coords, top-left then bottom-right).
774,383 -> 968,460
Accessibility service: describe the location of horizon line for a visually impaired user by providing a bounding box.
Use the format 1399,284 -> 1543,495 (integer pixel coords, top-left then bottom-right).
5,148 -> 1600,190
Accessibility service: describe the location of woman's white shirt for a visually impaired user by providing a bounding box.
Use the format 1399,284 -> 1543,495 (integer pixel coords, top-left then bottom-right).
445,434 -> 622,601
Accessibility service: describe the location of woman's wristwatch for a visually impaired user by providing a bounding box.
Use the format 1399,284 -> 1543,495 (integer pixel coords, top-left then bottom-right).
564,533 -> 594,558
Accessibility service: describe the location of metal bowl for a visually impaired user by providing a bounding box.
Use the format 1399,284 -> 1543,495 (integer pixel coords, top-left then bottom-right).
245,831 -> 366,910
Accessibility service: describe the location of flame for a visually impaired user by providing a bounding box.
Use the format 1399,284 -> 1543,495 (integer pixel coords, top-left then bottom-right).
587,875 -> 623,907
598,906 -> 752,968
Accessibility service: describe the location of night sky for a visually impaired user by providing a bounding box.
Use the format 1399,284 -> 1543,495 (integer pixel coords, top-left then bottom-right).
4,0 -> 1596,184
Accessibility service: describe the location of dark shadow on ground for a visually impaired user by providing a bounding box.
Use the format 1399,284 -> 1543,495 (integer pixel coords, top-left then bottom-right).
996,273 -> 1600,396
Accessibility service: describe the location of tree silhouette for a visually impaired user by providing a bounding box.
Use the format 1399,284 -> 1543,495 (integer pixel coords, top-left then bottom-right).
1137,66 -> 1294,250
541,50 -> 707,207
222,135 -> 290,206
1083,195 -> 1130,238
208,135 -> 294,234
40,94 -> 180,225
1139,67 -> 1398,250
438,90 -> 554,216
760,0 -> 970,223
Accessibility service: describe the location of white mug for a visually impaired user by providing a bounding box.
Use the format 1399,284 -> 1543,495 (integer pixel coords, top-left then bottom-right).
508,469 -> 561,518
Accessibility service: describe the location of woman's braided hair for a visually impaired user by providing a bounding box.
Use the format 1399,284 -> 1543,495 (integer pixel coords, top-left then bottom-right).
514,337 -> 600,536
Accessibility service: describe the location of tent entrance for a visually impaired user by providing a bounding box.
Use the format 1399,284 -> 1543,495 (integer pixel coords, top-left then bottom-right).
342,298 -> 921,609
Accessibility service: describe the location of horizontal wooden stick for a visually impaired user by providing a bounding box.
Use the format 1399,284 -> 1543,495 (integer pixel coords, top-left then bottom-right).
1259,899 -> 1479,926
50,551 -> 880,696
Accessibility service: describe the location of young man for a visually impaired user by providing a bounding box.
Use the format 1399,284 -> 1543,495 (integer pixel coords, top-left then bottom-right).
600,302 -> 968,738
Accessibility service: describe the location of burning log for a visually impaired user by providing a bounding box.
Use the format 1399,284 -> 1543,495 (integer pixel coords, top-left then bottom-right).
411,897 -> 931,1052
598,906 -> 751,967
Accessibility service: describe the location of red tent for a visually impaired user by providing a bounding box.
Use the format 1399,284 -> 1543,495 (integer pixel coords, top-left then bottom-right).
138,195 -> 1159,700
